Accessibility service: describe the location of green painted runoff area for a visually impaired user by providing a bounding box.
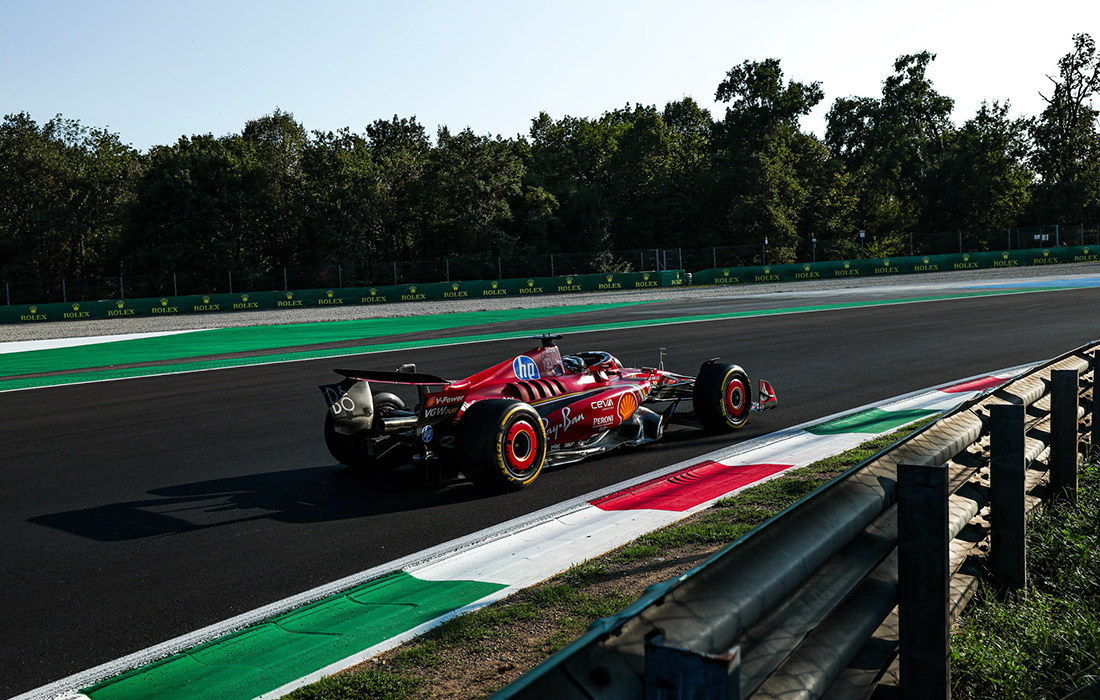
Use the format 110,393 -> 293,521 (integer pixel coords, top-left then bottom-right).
806,407 -> 942,435
0,303 -> 646,378
82,571 -> 506,700
0,289 -> 1044,392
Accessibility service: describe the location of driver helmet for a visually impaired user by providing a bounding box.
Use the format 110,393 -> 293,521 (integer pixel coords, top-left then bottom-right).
562,355 -> 585,373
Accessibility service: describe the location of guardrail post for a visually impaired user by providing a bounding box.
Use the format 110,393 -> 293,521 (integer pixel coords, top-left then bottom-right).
990,404 -> 1027,590
898,462 -> 950,700
644,632 -> 740,700
1051,368 -> 1080,504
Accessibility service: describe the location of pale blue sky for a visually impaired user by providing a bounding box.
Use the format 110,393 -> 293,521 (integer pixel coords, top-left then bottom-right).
0,0 -> 1093,151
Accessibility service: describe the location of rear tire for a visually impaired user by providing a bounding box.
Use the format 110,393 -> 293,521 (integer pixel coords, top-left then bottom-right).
456,400 -> 547,490
324,392 -> 406,470
694,363 -> 751,431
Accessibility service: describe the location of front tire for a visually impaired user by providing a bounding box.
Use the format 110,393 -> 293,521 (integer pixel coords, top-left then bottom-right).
694,363 -> 752,431
324,392 -> 406,470
456,400 -> 547,490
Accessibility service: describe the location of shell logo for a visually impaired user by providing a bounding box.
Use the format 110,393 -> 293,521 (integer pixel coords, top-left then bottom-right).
452,283 -> 460,291
617,392 -> 639,420
72,303 -> 80,311
326,290 -> 334,298
491,281 -> 499,289
202,295 -> 211,303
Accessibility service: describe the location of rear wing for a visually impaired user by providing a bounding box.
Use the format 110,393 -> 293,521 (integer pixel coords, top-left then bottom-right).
333,368 -> 449,386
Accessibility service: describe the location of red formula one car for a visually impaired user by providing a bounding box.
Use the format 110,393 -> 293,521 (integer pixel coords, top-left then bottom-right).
320,336 -> 776,490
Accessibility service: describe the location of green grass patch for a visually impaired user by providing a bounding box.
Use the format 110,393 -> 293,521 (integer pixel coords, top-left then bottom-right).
952,461 -> 1100,699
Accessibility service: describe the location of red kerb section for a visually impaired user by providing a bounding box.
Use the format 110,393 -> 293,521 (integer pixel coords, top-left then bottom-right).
939,376 -> 1008,394
590,461 -> 793,512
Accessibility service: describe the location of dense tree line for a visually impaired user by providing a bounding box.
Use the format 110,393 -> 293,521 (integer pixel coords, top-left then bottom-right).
2,34 -> 1099,285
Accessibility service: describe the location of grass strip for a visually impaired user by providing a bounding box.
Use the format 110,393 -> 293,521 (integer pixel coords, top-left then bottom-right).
951,460 -> 1100,700
285,423 -> 928,700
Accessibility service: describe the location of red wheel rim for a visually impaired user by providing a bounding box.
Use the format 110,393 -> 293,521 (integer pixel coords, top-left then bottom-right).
504,421 -> 537,471
725,378 -> 747,418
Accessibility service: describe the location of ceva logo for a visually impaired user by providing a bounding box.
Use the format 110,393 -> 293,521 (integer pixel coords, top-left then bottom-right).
513,356 -> 540,380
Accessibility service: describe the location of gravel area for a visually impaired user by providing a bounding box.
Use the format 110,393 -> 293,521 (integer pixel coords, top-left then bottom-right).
5,262 -> 1100,343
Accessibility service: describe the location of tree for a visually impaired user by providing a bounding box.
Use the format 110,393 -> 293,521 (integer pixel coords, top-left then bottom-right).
710,59 -> 825,262
1030,33 -> 1100,224
0,112 -> 137,281
826,52 -> 956,244
423,127 -> 524,256
931,101 -> 1032,231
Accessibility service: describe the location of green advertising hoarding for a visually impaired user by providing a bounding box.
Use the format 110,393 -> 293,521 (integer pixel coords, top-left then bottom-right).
693,246 -> 1097,287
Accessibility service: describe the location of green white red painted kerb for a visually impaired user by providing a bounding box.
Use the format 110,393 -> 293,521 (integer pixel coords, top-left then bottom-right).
21,370 -> 1020,700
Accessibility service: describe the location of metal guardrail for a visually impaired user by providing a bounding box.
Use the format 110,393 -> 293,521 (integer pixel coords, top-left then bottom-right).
492,342 -> 1099,700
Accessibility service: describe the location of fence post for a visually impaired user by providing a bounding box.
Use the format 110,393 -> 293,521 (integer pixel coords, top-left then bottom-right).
120,276 -> 125,300
284,268 -> 288,291
392,262 -> 397,286
897,461 -> 950,700
678,247 -> 682,270
550,253 -> 554,277
444,259 -> 449,282
1055,223 -> 1060,246
62,278 -> 66,303
228,270 -> 233,294
1092,352 -> 1100,455
173,273 -> 177,297
990,404 -> 1027,590
1051,368 -> 1080,504
5,281 -> 9,305
713,247 -> 717,268
338,265 -> 343,288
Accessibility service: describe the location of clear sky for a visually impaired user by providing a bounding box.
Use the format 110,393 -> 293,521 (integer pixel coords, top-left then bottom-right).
0,0 -> 1094,151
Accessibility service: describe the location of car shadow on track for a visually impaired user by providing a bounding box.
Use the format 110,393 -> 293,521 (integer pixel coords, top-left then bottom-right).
28,462 -> 489,542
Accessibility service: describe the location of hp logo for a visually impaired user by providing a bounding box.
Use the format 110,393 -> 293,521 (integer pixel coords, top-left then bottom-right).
513,356 -> 540,380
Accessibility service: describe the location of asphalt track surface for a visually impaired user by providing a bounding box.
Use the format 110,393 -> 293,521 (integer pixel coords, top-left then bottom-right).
3,280 -> 1099,696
